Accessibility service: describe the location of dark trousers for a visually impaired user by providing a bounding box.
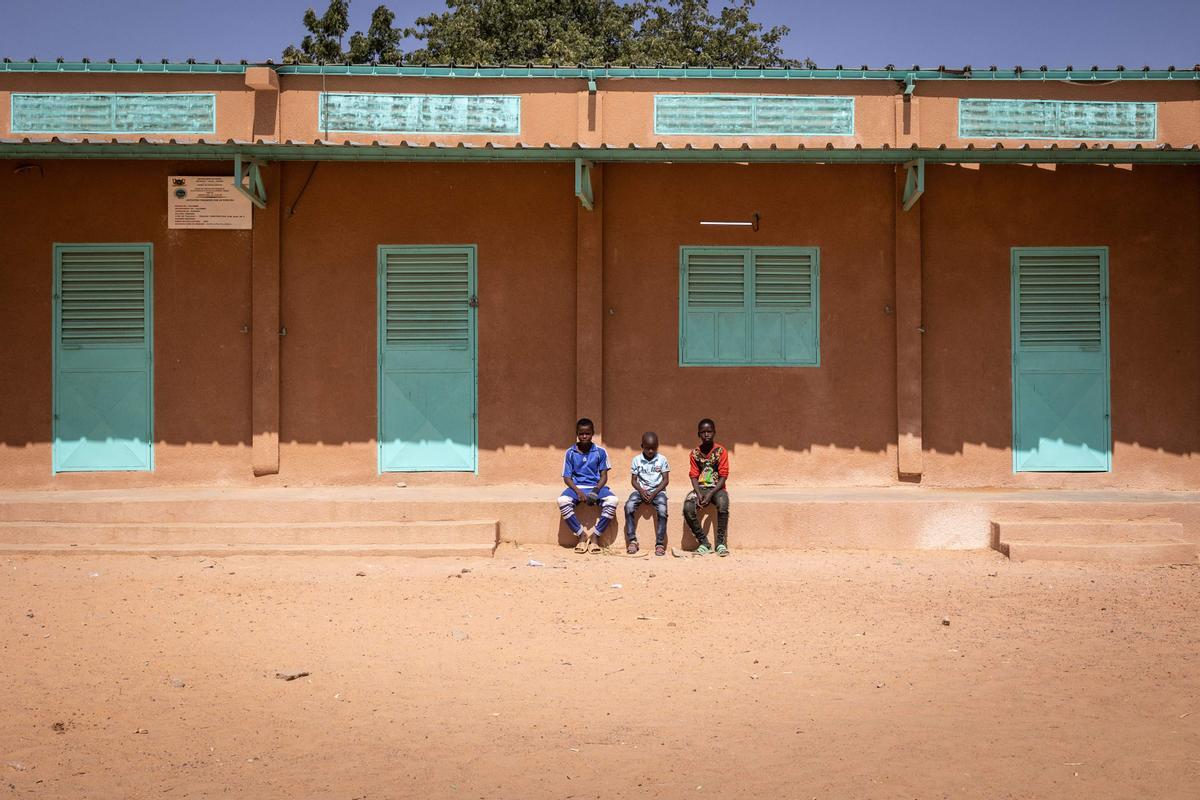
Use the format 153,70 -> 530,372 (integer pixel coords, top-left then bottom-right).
683,489 -> 730,546
624,491 -> 669,546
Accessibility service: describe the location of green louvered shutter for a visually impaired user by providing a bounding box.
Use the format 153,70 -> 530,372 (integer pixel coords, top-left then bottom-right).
681,247 -> 820,366
681,249 -> 749,364
378,246 -> 477,472
53,244 -> 153,471
752,248 -> 819,365
1011,247 -> 1110,472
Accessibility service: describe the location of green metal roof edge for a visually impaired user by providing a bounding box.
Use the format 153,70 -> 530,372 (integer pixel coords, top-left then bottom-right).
2,142 -> 1198,164
3,62 -> 1200,81
0,62 -> 248,74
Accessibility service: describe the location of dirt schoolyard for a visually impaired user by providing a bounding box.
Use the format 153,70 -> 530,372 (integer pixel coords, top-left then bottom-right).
2,546 -> 1198,799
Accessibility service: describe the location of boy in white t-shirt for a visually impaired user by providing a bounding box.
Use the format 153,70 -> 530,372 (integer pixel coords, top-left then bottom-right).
623,431 -> 670,556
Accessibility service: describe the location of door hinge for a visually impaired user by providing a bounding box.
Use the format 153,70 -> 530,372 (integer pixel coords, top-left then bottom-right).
468,295 -> 479,308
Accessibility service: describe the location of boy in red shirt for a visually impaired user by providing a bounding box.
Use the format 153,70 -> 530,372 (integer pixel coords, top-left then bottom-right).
684,418 -> 731,556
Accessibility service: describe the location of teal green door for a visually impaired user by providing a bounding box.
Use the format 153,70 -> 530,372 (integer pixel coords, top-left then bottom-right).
378,246 -> 477,472
53,244 -> 153,472
1011,247 -> 1111,472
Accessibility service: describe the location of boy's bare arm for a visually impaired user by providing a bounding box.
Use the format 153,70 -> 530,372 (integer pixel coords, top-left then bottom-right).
594,468 -> 609,492
563,476 -> 584,500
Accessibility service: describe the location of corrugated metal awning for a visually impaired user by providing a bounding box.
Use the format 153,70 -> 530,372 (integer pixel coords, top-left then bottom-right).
2,137 -> 1199,163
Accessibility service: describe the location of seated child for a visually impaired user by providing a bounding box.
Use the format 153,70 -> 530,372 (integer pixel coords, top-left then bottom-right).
624,431 -> 670,557
557,418 -> 619,553
683,418 -> 731,557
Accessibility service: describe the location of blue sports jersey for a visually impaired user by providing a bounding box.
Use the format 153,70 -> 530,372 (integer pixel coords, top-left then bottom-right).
561,443 -> 611,487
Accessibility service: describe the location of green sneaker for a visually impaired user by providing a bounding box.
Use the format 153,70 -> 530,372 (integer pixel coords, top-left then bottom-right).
695,543 -> 712,555
716,544 -> 729,557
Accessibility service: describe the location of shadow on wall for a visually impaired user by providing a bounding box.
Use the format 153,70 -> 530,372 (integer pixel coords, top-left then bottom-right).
1,163 -> 1198,460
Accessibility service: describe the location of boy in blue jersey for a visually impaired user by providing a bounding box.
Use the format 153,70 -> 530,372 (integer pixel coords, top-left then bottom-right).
558,418 -> 619,553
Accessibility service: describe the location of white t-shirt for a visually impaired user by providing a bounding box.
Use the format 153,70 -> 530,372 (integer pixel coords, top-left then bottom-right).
630,452 -> 670,490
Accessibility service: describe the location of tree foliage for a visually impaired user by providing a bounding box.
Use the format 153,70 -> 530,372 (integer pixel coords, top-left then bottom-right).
283,0 -> 402,64
283,0 -> 809,67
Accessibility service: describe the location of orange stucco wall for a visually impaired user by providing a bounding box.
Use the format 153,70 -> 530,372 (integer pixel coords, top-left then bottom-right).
600,163 -> 898,485
921,162 -> 1200,489
4,72 -> 1199,149
0,160 -> 252,487
274,161 -> 578,485
1,158 -> 1198,490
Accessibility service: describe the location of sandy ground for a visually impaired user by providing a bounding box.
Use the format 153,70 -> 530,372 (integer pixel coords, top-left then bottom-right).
2,545 -> 1199,800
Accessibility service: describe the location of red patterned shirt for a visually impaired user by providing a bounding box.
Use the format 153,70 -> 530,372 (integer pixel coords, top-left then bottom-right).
688,443 -> 730,489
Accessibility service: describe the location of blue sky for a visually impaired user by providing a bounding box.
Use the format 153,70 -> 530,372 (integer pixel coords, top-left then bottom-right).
2,0 -> 1197,67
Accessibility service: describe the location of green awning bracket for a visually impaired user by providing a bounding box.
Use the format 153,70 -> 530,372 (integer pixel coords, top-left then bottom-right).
904,74 -> 917,96
234,153 -> 267,209
587,70 -> 598,94
575,158 -> 594,210
902,158 -> 925,211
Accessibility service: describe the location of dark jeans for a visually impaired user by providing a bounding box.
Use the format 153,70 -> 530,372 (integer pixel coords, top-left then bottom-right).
624,491 -> 669,545
683,489 -> 730,547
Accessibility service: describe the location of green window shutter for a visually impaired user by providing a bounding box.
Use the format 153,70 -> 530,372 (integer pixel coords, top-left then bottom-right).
377,245 -> 477,473
1011,247 -> 1111,472
681,250 -> 749,364
59,248 -> 148,347
1015,251 -> 1104,350
751,249 -> 819,364
383,249 -> 472,350
53,244 -> 153,472
680,247 -> 819,367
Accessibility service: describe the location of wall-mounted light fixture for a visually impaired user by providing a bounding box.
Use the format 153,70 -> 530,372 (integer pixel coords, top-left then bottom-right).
699,212 -> 759,231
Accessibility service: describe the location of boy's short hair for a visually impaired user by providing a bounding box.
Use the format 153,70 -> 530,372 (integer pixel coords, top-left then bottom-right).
576,418 -> 594,430
697,417 -> 716,430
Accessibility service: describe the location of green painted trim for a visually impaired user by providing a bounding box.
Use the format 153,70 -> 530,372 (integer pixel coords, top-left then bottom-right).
3,142 -> 1199,164
376,244 -> 479,474
52,242 -> 154,473
574,158 -> 594,210
1010,246 -> 1111,473
902,158 -> 925,211
273,65 -> 1200,82
679,245 -> 820,368
4,62 -> 1199,81
10,92 -> 217,135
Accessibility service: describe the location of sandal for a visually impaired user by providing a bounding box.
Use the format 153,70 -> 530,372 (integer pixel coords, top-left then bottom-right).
716,544 -> 729,557
574,536 -> 588,554
626,540 -> 639,555
588,538 -> 603,554
695,544 -> 712,556
654,544 -> 666,557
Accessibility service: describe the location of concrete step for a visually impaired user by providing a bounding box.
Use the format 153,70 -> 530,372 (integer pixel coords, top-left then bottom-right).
0,519 -> 498,546
0,499 -> 477,525
1,487 -> 1197,550
992,519 -> 1196,565
0,542 -> 498,558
